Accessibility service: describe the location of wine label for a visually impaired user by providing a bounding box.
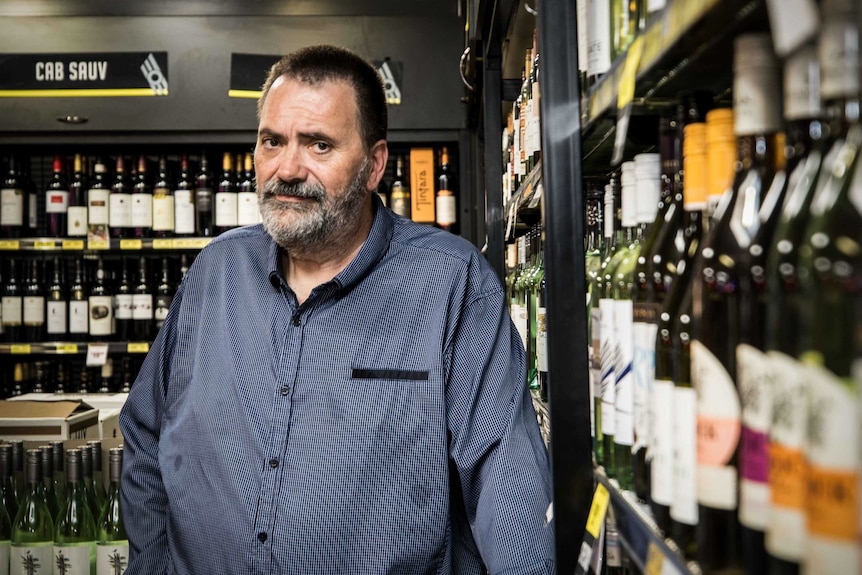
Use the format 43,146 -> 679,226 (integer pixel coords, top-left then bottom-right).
130,194 -> 153,228
215,192 -> 239,227
53,544 -> 92,575
174,190 -> 195,234
22,296 -> 44,325
632,320 -> 657,457
802,357 -> 860,574
155,296 -> 172,322
45,189 -> 69,213
152,194 -> 175,231
783,45 -> 821,121
1,188 -> 25,226
109,193 -> 131,228
670,386 -> 698,526
96,541 -> 129,575
650,378 -> 674,507
237,192 -> 260,226
536,306 -> 548,373
114,294 -> 133,320
1,296 -> 22,326
737,343 -> 773,530
435,194 -> 457,226
819,17 -> 859,101
599,299 -> 616,436
512,303 -> 527,352
614,300 -> 634,447
196,188 -> 213,212
10,544 -> 52,575
132,294 -> 154,320
88,189 -> 110,225
67,206 -> 88,237
692,340 -> 741,510
89,295 -> 113,336
587,0 -> 611,77
69,300 -> 89,334
733,55 -> 783,136
47,300 -> 67,335
577,0 -> 588,73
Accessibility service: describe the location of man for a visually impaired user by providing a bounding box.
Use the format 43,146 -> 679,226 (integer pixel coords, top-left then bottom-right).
120,44 -> 554,574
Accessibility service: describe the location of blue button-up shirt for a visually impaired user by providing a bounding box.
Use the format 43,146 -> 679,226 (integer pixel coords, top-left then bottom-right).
120,199 -> 555,574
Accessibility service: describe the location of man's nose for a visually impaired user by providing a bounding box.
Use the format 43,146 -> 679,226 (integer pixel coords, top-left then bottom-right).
275,144 -> 308,183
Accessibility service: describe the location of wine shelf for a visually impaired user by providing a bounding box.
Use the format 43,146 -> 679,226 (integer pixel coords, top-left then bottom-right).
0,237 -> 212,252
0,342 -> 151,355
530,389 -> 550,447
506,159 -> 543,239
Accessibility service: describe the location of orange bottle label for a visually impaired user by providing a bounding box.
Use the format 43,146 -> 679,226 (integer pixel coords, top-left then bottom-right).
807,465 -> 859,541
769,442 -> 806,510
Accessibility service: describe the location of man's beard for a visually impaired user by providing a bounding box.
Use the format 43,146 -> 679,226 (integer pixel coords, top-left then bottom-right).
258,157 -> 371,258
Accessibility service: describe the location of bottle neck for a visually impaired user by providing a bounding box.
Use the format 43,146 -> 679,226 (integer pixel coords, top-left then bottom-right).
736,133 -> 777,172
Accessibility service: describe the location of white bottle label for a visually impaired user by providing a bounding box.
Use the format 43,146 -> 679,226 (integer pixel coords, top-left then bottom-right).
1,297 -> 22,325
89,295 -> 113,336
174,190 -> 195,234
132,294 -> 153,320
436,195 -> 457,226
647,0 -> 666,11
819,18 -> 859,101
53,544 -> 92,575
88,189 -> 110,225
671,386 -> 699,526
613,299 -> 634,447
130,194 -> 153,228
69,300 -> 89,334
599,298 -> 616,436
733,54 -> 783,136
10,544 -> 52,575
587,0 -> 612,76
237,192 -> 260,226
45,189 -> 69,213
114,294 -> 133,320
23,296 -> 44,325
96,541 -> 129,575
632,321 -> 657,456
737,343 -> 773,530
512,304 -> 528,351
0,188 -> 24,226
215,192 -> 238,227
650,378 -> 674,507
536,306 -> 548,372
47,300 -> 67,334
109,193 -> 131,228
576,0 -> 588,74
152,193 -> 175,231
67,206 -> 88,237
692,339 -> 741,510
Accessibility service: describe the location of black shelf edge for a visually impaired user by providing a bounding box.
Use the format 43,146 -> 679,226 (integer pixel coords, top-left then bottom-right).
0,237 -> 213,252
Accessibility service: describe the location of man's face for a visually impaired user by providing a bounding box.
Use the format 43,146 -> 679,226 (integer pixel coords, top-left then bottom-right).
254,76 -> 384,252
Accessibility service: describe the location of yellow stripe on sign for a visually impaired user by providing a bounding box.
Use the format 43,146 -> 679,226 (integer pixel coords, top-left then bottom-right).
0,88 -> 166,98
585,483 -> 610,539
228,89 -> 263,99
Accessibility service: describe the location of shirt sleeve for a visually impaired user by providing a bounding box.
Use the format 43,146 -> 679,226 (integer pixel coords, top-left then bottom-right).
445,279 -> 556,574
119,282 -> 183,575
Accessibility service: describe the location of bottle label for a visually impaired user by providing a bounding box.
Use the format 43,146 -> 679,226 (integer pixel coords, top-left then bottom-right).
45,189 -> 69,213
670,386 -> 698,526
67,206 -> 88,237
53,544 -> 93,575
155,295 -> 172,324
69,300 -> 89,334
237,192 -> 260,226
130,194 -> 153,228
11,544 -> 52,575
819,18 -> 859,101
109,193 -> 131,228
802,358 -> 860,572
632,320 -> 657,457
613,300 -> 634,447
89,295 -> 113,336
737,343 -> 772,530
435,195 -> 457,226
512,303 -> 528,351
599,298 -> 616,436
692,339 -> 741,510
173,190 -> 195,234
195,188 -> 213,212
1,296 -> 22,326
96,541 -> 129,575
536,306 -> 548,372
87,189 -> 110,226
587,0 -> 611,76
132,294 -> 153,320
152,193 -> 175,231
47,300 -> 67,334
23,296 -> 44,325
215,192 -> 239,227
650,378 -> 674,507
733,58 -> 783,136
114,294 -> 133,320
1,188 -> 25,226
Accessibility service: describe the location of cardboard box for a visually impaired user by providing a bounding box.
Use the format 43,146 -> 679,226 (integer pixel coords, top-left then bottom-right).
12,392 -> 128,412
0,399 -> 100,441
409,147 -> 436,223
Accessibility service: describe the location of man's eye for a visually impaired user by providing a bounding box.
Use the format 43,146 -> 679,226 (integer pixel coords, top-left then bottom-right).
314,142 -> 330,152
261,137 -> 278,148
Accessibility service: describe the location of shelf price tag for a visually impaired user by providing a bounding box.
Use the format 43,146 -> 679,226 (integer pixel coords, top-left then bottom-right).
127,342 -> 150,353
10,344 -> 32,355
86,343 -> 109,366
172,238 -> 211,250
0,240 -> 20,250
120,239 -> 143,250
33,239 -> 56,250
575,483 -> 611,575
62,240 -> 85,251
152,239 -> 173,250
88,239 -> 109,250
54,343 -> 79,354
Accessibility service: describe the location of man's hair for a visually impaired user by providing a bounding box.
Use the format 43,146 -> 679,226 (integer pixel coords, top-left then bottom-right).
257,45 -> 388,151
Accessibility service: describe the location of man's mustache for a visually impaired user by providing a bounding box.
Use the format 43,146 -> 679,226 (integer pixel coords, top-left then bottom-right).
259,178 -> 326,202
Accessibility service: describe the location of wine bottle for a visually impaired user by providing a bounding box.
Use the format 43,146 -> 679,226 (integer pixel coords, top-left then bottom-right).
9,442 -> 23,506
237,152 -> 259,226
692,34 -> 782,575
215,152 -> 238,235
88,258 -> 113,341
0,454 -> 10,575
87,159 -> 110,244
0,444 -> 19,529
131,154 -> 153,239
46,257 -> 68,340
435,147 -> 458,233
11,449 -> 53,575
1,156 -> 26,239
2,259 -> 23,343
154,257 -> 174,332
528,227 -> 545,393
49,442 -> 64,514
86,441 -> 105,503
68,259 -> 88,342
113,258 -> 134,342
37,446 -> 57,521
511,233 -> 529,355
152,156 -> 174,238
54,448 -> 96,575
195,155 -> 214,237
389,156 -> 411,219
585,181 -> 605,464
132,256 -> 153,342
96,448 -> 127,575
22,259 -> 45,344
45,154 -> 68,238
109,156 -> 132,240
67,153 -> 88,238
586,0 -> 612,85
79,445 -> 102,524
174,154 -> 196,237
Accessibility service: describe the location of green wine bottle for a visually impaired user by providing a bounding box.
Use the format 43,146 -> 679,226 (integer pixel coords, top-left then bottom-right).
0,444 -> 19,527
80,445 -> 103,525
97,448 -> 128,575
86,441 -> 105,503
11,449 -> 53,575
0,473 -> 10,575
37,446 -> 58,523
55,449 -> 97,575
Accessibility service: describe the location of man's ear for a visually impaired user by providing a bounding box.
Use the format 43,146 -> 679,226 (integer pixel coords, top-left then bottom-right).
366,140 -> 389,192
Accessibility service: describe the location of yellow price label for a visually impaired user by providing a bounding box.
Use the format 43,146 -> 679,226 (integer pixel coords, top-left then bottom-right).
88,240 -> 109,250
62,240 -> 85,250
10,344 -> 32,354
127,342 -> 150,353
172,238 -> 211,250
0,240 -> 20,250
617,36 -> 645,110
152,239 -> 173,250
585,483 -> 610,539
120,239 -> 143,250
645,543 -> 665,575
33,239 -> 57,250
55,343 -> 79,354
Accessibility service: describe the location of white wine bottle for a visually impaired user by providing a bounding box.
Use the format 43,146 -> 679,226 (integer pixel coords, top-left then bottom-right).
96,448 -> 128,575
11,450 -> 53,575
55,449 -> 97,575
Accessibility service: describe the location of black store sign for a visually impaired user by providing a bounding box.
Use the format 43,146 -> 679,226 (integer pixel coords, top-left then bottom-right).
0,52 -> 169,97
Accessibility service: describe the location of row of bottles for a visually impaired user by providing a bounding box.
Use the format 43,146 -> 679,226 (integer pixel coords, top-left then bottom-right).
585,3 -> 861,573
0,441 -> 126,575
0,254 -> 189,344
1,151 -> 258,241
1,357 -> 143,399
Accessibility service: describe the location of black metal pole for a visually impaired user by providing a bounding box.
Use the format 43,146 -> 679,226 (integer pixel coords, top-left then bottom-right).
482,37 -> 506,281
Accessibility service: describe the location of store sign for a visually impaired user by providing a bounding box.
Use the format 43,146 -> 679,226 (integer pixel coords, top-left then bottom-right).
228,52 -> 402,105
0,52 -> 169,97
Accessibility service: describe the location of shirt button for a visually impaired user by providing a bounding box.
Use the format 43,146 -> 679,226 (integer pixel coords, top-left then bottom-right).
258,532 -> 268,543
280,387 -> 289,396
269,459 -> 279,468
